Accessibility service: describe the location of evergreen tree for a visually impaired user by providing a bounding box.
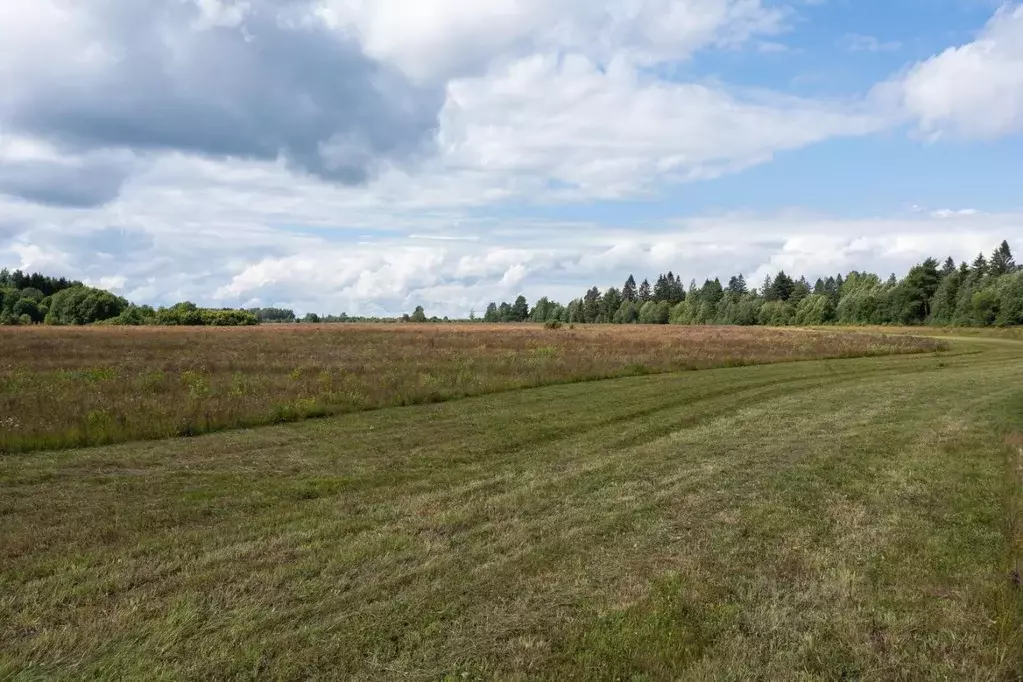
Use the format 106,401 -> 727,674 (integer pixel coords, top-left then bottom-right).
768,271 -> 795,302
727,274 -> 748,298
699,278 -> 724,304
665,273 -> 686,305
638,279 -> 652,302
790,277 -> 811,306
623,275 -> 638,302
653,274 -> 669,302
483,302 -> 499,323
940,257 -> 957,278
894,258 -> 940,324
971,252 -> 988,280
583,287 -> 602,323
990,240 -> 1016,276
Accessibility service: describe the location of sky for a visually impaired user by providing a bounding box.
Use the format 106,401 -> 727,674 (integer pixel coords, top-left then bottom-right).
1,0 -> 1022,317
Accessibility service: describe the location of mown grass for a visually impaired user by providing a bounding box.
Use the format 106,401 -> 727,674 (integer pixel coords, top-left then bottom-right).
1,337 -> 1020,679
0,324 -> 941,453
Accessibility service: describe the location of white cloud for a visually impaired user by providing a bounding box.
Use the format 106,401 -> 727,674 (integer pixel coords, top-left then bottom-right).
321,0 -> 786,82
842,33 -> 901,53
439,53 -> 884,197
893,4 -> 1023,138
931,208 -> 978,219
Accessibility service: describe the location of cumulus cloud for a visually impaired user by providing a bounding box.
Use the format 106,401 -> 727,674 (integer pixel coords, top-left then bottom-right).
892,4 -> 1023,138
0,137 -> 137,207
440,54 -> 885,196
0,0 -> 442,193
322,0 -> 786,82
0,158 -> 132,208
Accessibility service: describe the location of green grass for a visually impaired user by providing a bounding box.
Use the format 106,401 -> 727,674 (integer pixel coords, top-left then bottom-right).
2,336 -> 1021,679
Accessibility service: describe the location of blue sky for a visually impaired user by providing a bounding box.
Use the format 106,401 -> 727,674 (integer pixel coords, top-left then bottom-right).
0,0 -> 1021,316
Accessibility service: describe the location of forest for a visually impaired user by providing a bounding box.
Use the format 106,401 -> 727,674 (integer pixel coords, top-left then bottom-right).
484,240 -> 1023,328
1,240 -> 1020,327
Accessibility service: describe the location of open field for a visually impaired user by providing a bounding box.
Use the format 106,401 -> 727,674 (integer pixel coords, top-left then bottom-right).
0,324 -> 941,453
2,333 -> 1020,679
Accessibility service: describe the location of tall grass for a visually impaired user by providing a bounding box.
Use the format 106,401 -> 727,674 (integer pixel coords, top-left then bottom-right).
0,324 -> 943,452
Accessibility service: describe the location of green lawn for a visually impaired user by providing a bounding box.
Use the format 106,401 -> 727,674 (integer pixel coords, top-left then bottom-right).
2,336 -> 1022,679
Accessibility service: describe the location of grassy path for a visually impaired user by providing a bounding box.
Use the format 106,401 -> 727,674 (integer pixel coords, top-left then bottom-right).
2,338 -> 1022,679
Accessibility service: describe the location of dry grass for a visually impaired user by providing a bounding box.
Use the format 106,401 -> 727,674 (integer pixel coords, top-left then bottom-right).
0,324 -> 941,453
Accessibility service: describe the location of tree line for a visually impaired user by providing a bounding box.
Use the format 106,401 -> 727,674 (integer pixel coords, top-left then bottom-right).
0,270 -> 258,326
477,240 -> 1023,327
4,240 -> 1021,327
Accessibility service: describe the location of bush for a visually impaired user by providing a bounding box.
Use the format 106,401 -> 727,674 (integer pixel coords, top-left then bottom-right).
199,309 -> 259,326
13,298 -> 42,323
544,319 -> 563,330
44,286 -> 128,325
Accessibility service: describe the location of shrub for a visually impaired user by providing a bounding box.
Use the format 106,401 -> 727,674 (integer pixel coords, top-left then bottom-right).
45,286 -> 128,325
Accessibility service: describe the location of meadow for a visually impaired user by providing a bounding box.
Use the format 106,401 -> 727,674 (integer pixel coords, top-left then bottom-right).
1,330 -> 1020,679
0,324 -> 941,453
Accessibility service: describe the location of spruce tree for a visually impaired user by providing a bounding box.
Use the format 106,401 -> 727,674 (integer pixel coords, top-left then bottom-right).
971,252 -> 988,279
623,275 -> 638,302
940,257 -> 956,278
638,279 -> 652,302
653,274 -> 666,302
990,240 -> 1015,276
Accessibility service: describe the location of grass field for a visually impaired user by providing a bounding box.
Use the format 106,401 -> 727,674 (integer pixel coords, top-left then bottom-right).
0,324 -> 940,453
1,329 -> 1020,679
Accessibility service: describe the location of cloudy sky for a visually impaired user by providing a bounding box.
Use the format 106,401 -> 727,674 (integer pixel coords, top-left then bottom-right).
1,0 -> 1022,316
